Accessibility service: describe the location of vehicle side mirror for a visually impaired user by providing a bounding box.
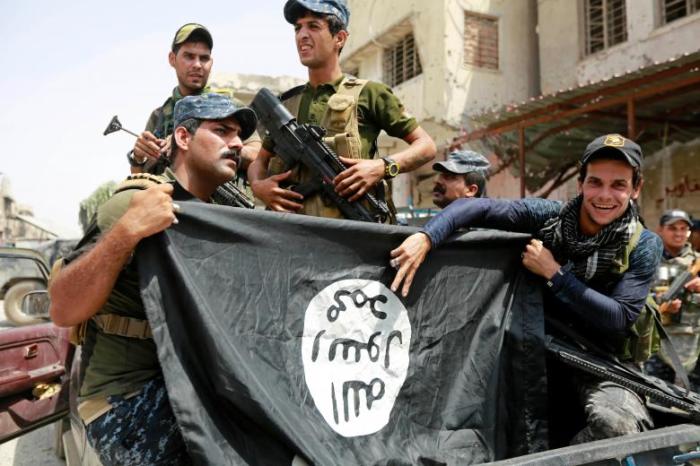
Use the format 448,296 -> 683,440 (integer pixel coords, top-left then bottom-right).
21,290 -> 51,319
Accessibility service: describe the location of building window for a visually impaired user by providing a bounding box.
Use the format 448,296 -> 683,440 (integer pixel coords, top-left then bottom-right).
463,12 -> 499,70
584,0 -> 627,55
661,0 -> 700,24
383,33 -> 422,87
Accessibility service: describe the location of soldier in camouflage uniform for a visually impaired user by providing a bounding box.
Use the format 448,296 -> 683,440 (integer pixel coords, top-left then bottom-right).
49,94 -> 257,465
129,23 -> 261,176
248,0 -> 436,222
645,209 -> 700,389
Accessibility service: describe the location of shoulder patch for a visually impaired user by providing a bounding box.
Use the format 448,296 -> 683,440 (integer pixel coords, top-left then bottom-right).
114,173 -> 167,194
279,84 -> 305,102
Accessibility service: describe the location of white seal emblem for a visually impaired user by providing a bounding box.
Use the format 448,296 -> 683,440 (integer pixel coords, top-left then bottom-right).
301,279 -> 411,437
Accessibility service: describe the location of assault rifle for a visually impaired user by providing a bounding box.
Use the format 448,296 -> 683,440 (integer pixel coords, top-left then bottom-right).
546,335 -> 700,422
103,115 -> 254,209
250,88 -> 390,223
657,258 -> 700,315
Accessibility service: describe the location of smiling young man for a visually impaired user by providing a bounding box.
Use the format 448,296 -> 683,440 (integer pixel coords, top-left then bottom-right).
129,23 -> 261,175
49,94 -> 256,465
247,0 -> 435,221
390,134 -> 662,444
645,209 -> 700,388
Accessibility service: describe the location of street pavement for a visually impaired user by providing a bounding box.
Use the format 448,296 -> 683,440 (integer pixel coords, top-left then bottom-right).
0,300 -> 65,465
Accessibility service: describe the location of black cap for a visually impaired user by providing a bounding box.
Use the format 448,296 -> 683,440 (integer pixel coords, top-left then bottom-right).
659,209 -> 692,227
581,134 -> 642,168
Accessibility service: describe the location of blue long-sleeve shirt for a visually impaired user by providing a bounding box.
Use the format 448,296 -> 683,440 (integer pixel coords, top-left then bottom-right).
423,198 -> 662,336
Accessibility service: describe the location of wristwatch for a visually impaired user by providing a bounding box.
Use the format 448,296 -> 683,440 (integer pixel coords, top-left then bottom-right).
382,156 -> 400,179
127,149 -> 147,167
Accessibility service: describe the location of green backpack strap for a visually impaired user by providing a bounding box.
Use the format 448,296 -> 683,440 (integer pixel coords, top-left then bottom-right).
620,222 -> 691,390
649,298 -> 691,390
616,221 -> 643,275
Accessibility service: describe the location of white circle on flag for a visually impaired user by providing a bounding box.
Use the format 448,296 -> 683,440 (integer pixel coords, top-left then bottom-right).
301,279 -> 411,437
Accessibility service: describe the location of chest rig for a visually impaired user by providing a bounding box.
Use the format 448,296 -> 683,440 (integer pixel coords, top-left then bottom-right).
269,76 -> 383,220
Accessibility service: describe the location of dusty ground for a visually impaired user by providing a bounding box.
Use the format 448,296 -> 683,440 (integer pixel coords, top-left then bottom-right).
0,423 -> 64,466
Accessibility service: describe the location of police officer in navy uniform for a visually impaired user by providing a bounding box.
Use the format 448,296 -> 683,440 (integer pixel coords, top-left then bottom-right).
49,94 -> 257,465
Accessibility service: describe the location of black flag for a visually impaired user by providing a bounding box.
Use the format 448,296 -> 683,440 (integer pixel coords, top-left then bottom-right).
138,204 -> 548,465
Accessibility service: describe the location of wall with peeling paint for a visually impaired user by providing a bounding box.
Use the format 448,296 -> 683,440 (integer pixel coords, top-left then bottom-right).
538,0 -> 700,93
344,0 -> 538,125
342,0 -> 540,207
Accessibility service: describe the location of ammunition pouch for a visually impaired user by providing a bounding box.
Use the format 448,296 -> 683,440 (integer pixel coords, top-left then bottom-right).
268,76 -> 395,222
70,314 -> 153,346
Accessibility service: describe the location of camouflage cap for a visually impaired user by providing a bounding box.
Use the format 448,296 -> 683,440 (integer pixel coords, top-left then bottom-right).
659,209 -> 692,227
433,150 -> 491,176
172,23 -> 213,51
283,0 -> 350,28
173,93 -> 257,140
581,134 -> 642,168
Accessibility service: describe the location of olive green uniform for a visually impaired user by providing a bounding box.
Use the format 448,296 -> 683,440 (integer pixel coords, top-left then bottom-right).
655,244 -> 700,371
263,75 -> 418,220
64,170 -> 186,415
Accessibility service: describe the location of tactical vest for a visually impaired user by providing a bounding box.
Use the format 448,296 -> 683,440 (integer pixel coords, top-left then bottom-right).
653,245 -> 700,371
614,223 -> 663,363
269,76 -> 393,220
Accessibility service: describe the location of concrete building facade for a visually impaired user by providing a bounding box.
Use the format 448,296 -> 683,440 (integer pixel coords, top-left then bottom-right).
340,0 -> 700,221
0,175 -> 55,245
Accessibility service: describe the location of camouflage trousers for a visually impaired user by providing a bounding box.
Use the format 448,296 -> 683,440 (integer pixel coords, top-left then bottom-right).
86,377 -> 191,466
570,379 -> 653,444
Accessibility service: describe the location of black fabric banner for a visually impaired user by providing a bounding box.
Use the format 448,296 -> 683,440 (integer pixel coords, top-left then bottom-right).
137,204 -> 548,465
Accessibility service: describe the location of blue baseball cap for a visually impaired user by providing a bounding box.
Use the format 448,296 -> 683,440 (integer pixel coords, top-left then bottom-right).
433,150 -> 491,176
284,0 -> 350,28
173,93 -> 257,140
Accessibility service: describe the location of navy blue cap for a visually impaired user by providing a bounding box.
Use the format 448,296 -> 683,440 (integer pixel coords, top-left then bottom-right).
284,0 -> 349,28
433,150 -> 491,176
581,134 -> 643,168
659,209 -> 692,227
173,93 -> 257,140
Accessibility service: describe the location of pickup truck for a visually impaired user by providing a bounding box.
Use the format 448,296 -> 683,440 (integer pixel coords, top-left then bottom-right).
1,233 -> 700,465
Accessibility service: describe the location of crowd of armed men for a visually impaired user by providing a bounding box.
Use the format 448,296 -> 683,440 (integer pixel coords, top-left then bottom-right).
47,0 -> 700,464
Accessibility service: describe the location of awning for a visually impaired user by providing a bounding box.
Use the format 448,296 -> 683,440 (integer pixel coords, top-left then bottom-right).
449,52 -> 700,197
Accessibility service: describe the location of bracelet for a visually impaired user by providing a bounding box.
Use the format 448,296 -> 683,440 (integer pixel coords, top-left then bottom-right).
546,268 -> 565,288
126,149 -> 147,167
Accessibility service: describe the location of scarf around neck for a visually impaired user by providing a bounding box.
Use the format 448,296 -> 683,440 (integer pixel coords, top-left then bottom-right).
538,195 -> 639,283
